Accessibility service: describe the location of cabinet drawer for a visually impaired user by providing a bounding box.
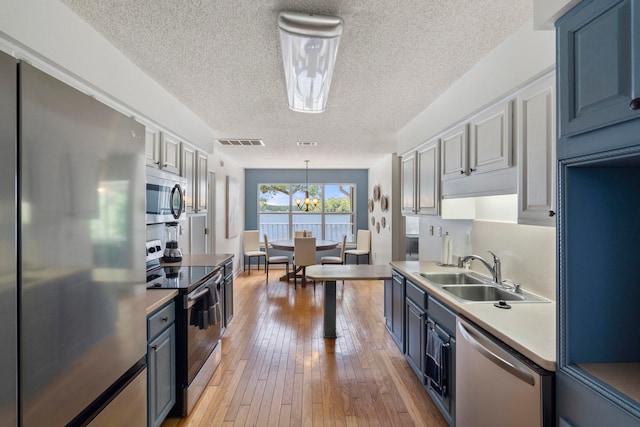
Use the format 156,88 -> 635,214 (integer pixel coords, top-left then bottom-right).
406,280 -> 427,309
427,296 -> 455,336
148,301 -> 175,340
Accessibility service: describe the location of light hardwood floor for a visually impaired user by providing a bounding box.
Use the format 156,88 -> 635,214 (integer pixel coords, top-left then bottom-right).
162,268 -> 447,427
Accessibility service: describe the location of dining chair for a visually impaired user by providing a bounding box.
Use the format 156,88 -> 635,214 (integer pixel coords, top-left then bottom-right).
294,231 -> 305,237
293,237 -> 316,289
263,234 -> 290,284
321,234 -> 347,285
243,230 -> 265,275
321,234 -> 347,265
345,229 -> 371,265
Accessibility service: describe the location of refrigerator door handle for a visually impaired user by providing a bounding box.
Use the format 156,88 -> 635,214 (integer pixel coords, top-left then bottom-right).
457,320 -> 535,386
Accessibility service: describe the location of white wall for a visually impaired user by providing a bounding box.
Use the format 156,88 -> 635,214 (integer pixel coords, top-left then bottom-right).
533,0 -> 582,30
368,155 -> 395,264
397,18 -> 555,156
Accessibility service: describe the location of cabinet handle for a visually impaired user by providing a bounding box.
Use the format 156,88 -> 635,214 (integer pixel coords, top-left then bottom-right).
469,168 -> 476,173
161,316 -> 169,322
548,210 -> 556,217
630,98 -> 640,111
460,170 -> 465,175
154,161 -> 160,165
151,345 -> 157,350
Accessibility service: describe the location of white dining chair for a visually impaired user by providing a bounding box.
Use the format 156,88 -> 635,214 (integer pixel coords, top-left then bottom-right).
263,234 -> 290,284
293,237 -> 316,289
345,230 -> 371,265
243,230 -> 265,275
321,234 -> 347,266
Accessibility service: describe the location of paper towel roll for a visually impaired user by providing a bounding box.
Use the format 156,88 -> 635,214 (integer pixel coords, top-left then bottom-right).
441,233 -> 453,265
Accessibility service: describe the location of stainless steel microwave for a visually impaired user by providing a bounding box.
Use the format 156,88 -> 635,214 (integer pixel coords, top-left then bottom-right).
146,166 -> 186,224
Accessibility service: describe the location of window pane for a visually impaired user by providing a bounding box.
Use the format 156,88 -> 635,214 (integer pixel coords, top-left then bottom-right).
292,183 -> 322,211
324,184 -> 352,213
325,214 -> 353,242
292,213 -> 321,237
259,184 -> 291,213
259,213 -> 288,241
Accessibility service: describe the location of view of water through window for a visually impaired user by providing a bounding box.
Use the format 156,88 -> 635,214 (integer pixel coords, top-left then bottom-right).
259,183 -> 355,242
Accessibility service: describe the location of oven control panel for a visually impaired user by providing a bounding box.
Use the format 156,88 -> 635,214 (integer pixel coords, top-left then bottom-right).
146,239 -> 163,262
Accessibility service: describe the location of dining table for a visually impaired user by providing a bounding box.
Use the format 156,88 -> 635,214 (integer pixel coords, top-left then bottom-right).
269,239 -> 338,282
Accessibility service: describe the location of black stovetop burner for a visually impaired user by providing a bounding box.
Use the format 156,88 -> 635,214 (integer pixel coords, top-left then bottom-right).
146,264 -> 219,292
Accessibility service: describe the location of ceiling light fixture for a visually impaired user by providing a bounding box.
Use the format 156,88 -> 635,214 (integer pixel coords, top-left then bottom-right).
277,11 -> 343,113
295,160 -> 318,211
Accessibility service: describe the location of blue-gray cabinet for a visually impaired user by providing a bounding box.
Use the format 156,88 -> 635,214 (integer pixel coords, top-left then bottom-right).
558,0 -> 640,140
556,1 -> 640,425
388,271 -> 455,426
147,301 -> 176,427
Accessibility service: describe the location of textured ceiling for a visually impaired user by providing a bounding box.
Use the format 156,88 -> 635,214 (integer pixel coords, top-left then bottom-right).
61,0 -> 532,169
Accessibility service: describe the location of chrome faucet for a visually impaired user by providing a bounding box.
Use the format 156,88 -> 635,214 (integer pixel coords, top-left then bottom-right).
458,251 -> 502,284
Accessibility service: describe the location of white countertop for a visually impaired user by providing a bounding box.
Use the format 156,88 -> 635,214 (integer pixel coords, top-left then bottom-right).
390,261 -> 556,371
306,264 -> 392,280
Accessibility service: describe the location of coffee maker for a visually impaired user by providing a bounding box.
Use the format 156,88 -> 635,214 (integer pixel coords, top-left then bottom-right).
163,221 -> 183,262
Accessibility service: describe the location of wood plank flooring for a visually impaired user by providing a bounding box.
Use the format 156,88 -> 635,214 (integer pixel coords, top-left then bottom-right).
162,269 -> 447,427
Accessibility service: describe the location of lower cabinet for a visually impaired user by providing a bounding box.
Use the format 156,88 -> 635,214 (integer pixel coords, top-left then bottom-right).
223,260 -> 234,327
388,270 -> 456,426
147,300 -> 176,427
385,272 -> 405,351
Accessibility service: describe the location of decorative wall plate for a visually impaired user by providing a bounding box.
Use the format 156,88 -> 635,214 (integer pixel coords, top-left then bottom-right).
373,185 -> 381,202
380,195 -> 388,212
381,217 -> 386,228
368,199 -> 374,212
376,222 -> 380,233
371,216 -> 376,226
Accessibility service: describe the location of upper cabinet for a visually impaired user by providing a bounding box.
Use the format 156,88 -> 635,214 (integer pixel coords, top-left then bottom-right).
401,139 -> 440,216
180,142 -> 208,214
469,100 -> 513,175
416,140 -> 440,215
517,75 -> 556,226
558,0 -> 640,140
160,132 -> 181,175
440,123 -> 468,181
401,152 -> 417,215
441,102 -> 516,199
145,126 -> 161,167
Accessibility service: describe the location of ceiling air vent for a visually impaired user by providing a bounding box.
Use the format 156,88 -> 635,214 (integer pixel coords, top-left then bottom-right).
296,141 -> 318,146
217,139 -> 264,146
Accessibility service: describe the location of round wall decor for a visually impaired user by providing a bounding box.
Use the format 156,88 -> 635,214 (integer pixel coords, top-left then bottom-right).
376,222 -> 380,233
380,195 -> 388,212
381,217 -> 386,228
373,185 -> 381,202
371,216 -> 376,226
368,199 -> 374,212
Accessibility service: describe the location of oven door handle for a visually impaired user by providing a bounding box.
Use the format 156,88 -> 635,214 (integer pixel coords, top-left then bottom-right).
186,272 -> 223,307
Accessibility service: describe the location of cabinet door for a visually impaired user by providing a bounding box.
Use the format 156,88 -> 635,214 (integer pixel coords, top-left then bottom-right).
189,214 -> 207,255
148,325 -> 176,427
391,274 -> 405,351
160,133 -> 180,174
181,143 -> 196,213
384,279 -> 392,331
145,127 -> 160,167
558,0 -> 640,138
417,140 -> 439,215
469,100 -> 513,174
196,151 -> 208,213
405,299 -> 425,379
440,123 -> 468,180
401,152 -> 416,214
518,77 -> 556,226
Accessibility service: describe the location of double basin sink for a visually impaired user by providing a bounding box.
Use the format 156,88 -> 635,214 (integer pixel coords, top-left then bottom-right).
415,272 -> 549,304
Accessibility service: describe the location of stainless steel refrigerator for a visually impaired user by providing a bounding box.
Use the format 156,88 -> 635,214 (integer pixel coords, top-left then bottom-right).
0,51 -> 147,426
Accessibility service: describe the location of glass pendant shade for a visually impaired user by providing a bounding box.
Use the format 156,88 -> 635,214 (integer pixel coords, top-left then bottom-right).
278,11 -> 343,113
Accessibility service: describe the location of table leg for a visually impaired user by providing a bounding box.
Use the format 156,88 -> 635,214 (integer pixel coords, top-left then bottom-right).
324,280 -> 337,339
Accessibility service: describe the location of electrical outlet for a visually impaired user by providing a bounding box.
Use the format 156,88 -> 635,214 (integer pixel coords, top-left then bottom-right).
436,226 -> 442,237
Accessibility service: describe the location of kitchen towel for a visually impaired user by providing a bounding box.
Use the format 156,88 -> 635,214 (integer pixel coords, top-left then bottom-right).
441,233 -> 453,265
426,327 -> 447,397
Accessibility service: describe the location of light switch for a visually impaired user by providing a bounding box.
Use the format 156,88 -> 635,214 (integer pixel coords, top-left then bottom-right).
428,225 -> 434,236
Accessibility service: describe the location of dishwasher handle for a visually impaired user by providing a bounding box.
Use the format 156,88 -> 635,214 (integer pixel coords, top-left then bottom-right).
457,320 -> 535,386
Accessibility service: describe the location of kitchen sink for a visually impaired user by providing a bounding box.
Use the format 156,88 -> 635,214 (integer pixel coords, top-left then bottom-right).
442,285 -> 525,302
417,272 -> 485,285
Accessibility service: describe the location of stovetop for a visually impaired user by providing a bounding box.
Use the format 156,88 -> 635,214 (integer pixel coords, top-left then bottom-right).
146,264 -> 220,292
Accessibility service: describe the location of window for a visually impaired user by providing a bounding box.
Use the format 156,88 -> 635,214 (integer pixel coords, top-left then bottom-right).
258,183 -> 355,242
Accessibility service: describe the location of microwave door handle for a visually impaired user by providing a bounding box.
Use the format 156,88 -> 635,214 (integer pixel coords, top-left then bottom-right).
457,320 -> 535,386
170,184 -> 184,219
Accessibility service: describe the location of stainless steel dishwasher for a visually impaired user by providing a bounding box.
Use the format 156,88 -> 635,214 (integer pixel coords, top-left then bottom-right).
455,317 -> 554,427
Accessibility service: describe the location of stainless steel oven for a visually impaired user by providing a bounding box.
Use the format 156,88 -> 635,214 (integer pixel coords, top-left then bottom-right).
146,166 -> 186,224
147,263 -> 224,417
